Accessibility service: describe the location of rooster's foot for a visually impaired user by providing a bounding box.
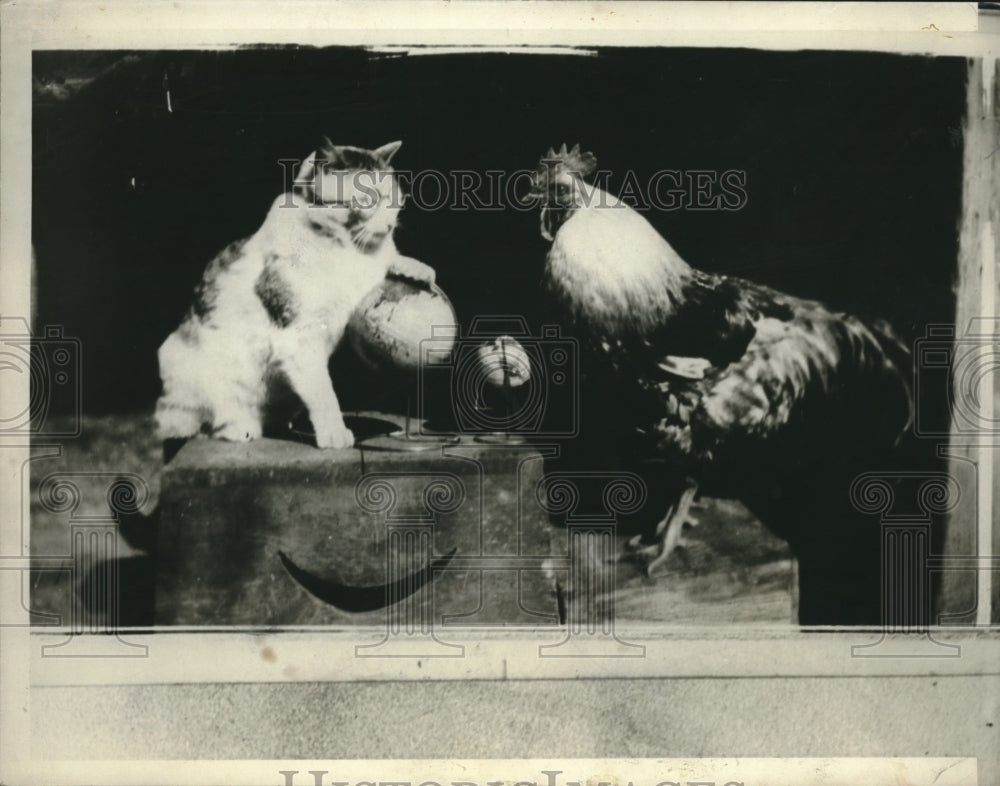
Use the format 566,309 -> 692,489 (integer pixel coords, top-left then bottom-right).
621,529 -> 693,576
619,480 -> 700,577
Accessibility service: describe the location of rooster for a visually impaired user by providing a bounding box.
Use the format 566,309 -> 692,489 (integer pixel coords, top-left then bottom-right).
526,145 -> 914,624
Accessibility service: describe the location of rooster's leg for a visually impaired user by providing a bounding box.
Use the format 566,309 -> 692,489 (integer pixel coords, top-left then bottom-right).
623,479 -> 699,576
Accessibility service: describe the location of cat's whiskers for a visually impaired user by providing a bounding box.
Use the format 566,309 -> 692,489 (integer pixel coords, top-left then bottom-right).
351,224 -> 370,251
351,221 -> 386,253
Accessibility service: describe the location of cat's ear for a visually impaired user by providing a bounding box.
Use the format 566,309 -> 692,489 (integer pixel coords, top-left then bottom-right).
317,137 -> 342,169
294,152 -> 318,195
374,140 -> 402,165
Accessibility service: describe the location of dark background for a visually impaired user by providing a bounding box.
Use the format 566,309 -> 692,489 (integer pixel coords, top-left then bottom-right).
32,47 -> 966,415
29,47 -> 971,627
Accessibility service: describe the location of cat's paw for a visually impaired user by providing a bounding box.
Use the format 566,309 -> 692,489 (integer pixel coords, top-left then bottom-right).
214,420 -> 263,442
391,257 -> 436,287
314,424 -> 356,450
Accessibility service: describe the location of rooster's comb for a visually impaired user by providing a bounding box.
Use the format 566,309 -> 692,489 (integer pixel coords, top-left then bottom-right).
539,143 -> 597,178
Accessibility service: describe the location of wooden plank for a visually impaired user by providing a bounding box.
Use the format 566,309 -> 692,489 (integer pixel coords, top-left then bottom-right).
940,57 -> 999,625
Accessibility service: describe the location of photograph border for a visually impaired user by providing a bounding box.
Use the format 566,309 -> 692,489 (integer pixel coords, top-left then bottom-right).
2,2 -> 997,784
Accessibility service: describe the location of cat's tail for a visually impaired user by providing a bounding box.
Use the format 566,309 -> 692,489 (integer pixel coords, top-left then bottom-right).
112,475 -> 159,553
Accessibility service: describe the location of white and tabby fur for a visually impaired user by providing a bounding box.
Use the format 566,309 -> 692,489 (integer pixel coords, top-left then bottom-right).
155,139 -> 434,449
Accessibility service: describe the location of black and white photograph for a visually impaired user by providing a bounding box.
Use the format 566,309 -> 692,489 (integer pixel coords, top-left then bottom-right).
1,2 -> 997,784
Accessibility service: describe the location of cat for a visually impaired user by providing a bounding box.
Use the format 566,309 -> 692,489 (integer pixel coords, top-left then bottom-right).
155,137 -> 435,450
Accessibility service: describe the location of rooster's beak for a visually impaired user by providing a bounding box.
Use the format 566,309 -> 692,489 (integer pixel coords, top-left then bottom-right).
520,190 -> 544,207
519,177 -> 546,207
